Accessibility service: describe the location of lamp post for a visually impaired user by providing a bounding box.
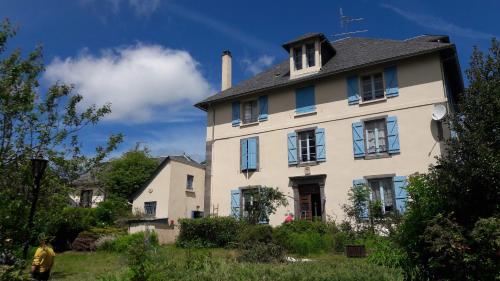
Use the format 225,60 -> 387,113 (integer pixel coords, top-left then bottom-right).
22,155 -> 48,259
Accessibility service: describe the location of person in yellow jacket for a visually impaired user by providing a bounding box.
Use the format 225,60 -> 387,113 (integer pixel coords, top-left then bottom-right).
31,234 -> 55,281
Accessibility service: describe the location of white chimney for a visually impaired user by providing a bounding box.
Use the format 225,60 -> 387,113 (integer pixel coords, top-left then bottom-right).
221,50 -> 232,91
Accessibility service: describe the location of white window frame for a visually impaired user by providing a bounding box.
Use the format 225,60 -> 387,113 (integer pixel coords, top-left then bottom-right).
367,178 -> 395,214
364,118 -> 388,155
241,99 -> 259,124
361,73 -> 385,102
186,175 -> 194,190
144,201 -> 157,216
298,130 -> 317,163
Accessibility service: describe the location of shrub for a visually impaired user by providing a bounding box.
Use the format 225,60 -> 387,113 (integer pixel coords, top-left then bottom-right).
238,242 -> 285,263
366,238 -> 406,268
94,195 -> 131,226
238,224 -> 273,245
99,232 -> 158,253
273,220 -> 336,256
51,207 -> 99,251
176,217 -> 240,248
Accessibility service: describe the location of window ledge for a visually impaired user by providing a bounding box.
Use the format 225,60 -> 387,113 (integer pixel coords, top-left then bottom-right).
294,161 -> 319,167
240,121 -> 259,128
364,153 -> 390,160
294,111 -> 317,118
185,189 -> 195,193
359,97 -> 387,106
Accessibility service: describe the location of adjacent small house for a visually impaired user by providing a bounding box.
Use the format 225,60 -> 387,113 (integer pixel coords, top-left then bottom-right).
129,155 -> 205,244
70,168 -> 105,208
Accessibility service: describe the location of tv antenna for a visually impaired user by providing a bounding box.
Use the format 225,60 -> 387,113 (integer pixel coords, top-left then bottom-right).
334,8 -> 368,37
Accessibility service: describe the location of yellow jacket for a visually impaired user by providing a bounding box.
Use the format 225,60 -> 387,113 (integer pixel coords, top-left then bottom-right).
32,245 -> 55,272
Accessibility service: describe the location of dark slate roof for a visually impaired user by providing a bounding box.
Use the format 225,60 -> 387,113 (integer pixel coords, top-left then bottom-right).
282,32 -> 326,50
195,35 -> 455,110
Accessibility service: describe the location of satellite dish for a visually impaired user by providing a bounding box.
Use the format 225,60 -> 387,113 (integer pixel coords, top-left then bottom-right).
432,104 -> 447,121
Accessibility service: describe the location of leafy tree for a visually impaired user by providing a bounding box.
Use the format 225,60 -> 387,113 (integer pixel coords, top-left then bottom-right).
241,186 -> 288,225
98,148 -> 158,199
0,19 -> 122,261
397,39 -> 500,280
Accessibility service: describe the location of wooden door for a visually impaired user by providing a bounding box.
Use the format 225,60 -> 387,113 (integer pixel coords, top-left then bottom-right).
299,193 -> 312,220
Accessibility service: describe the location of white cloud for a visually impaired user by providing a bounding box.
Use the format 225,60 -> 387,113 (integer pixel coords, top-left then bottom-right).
241,55 -> 275,75
44,44 -> 213,123
381,3 -> 498,40
80,0 -> 161,17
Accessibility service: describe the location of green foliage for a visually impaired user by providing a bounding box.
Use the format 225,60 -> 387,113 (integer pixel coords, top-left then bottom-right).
100,232 -> 158,253
238,242 -> 285,263
366,238 -> 407,269
0,19 -> 122,257
95,195 -> 132,225
176,217 -> 240,248
397,39 -> 500,280
241,186 -> 288,225
98,149 -> 158,199
237,224 -> 273,244
273,220 -> 337,256
126,231 -> 158,281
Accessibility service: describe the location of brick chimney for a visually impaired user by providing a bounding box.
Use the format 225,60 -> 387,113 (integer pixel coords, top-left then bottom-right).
221,50 -> 232,91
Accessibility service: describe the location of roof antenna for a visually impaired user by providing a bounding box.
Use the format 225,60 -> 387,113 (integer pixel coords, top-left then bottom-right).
334,8 -> 368,37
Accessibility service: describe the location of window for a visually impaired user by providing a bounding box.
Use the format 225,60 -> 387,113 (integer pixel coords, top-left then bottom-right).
361,73 -> 384,101
298,130 -> 316,162
144,201 -> 156,216
293,47 -> 302,70
306,43 -> 315,67
240,137 -> 258,171
242,100 -> 258,124
364,119 -> 388,155
186,175 -> 194,190
192,211 -> 204,219
295,86 -> 315,114
242,188 -> 268,224
80,190 -> 93,208
368,178 -> 395,213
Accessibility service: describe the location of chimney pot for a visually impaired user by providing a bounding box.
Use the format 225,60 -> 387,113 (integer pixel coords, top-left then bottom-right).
221,50 -> 232,91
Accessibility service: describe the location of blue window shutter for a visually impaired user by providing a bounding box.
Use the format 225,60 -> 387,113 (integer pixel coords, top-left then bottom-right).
232,101 -> 240,126
287,132 -> 298,165
384,66 -> 399,97
393,176 -> 408,214
315,128 -> 326,162
347,75 -> 360,105
258,95 -> 268,121
247,138 -> 258,170
230,189 -> 241,219
240,139 -> 248,171
353,179 -> 368,219
295,86 -> 316,114
352,122 -> 365,157
191,211 -> 195,218
387,116 -> 400,154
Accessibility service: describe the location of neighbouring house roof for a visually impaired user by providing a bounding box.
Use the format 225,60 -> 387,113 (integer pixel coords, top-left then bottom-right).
130,154 -> 205,201
195,35 -> 458,110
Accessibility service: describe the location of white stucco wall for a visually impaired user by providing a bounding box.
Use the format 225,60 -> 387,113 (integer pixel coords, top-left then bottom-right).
206,54 -> 450,225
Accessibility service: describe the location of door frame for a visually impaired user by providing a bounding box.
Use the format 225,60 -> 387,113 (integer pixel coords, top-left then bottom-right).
289,174 -> 326,221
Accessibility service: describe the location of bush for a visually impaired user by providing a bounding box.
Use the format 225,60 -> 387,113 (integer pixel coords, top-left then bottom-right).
94,195 -> 131,226
238,224 -> 273,245
99,232 -> 158,253
366,238 -> 407,268
273,221 -> 336,256
238,242 -> 285,263
51,207 -> 99,251
176,217 -> 240,248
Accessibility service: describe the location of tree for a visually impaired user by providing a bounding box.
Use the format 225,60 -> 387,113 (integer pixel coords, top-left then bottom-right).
241,186 -> 288,225
98,148 -> 158,199
0,19 -> 122,260
397,39 -> 500,280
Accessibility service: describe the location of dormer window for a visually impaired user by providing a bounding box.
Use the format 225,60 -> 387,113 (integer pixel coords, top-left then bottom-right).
306,43 -> 315,67
293,47 -> 303,70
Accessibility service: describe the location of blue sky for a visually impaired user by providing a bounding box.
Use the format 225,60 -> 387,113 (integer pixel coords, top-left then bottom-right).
1,0 -> 498,161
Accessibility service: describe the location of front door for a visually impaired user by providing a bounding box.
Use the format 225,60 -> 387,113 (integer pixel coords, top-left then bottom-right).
298,184 -> 322,221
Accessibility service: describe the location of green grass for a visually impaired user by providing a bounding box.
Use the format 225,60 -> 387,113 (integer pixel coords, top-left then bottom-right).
50,251 -> 126,281
48,246 -> 403,281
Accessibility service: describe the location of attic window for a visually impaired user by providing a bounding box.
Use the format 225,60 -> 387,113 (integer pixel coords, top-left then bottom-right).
293,47 -> 303,70
306,43 -> 315,67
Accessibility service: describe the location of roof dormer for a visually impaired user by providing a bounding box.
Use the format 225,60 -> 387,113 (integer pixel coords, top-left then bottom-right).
282,33 -> 335,79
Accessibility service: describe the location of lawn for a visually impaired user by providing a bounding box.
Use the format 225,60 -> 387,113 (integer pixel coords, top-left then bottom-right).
48,246 -> 403,281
